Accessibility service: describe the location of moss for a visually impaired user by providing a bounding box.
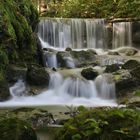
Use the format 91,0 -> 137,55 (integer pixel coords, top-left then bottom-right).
0,0 -> 38,72
134,90 -> 140,97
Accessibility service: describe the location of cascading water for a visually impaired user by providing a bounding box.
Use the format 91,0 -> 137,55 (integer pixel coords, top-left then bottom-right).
0,72 -> 117,107
37,18 -> 107,49
113,22 -> 132,48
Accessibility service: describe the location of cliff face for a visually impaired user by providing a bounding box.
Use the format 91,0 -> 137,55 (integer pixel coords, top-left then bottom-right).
0,0 -> 39,100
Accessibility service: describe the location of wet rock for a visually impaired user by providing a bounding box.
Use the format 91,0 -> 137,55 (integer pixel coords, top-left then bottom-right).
122,59 -> 140,70
81,67 -> 98,80
132,22 -> 140,48
70,50 -> 97,67
0,79 -> 10,101
113,70 -> 137,97
130,66 -> 140,84
117,47 -> 138,56
6,65 -> 27,84
26,65 -> 50,87
105,64 -> 121,73
0,118 -> 37,140
65,47 -> 72,51
57,51 -> 71,68
108,51 -> 119,55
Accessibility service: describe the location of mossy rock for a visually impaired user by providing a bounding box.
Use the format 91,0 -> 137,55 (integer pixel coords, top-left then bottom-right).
26,65 -> 50,87
0,118 -> 37,140
113,70 -> 137,97
122,60 -> 140,70
130,66 -> 140,84
0,72 -> 10,101
105,64 -> 121,73
117,47 -> 138,56
81,67 -> 98,80
6,65 -> 27,84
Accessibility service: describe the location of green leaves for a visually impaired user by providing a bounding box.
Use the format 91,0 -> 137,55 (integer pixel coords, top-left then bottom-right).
55,108 -> 140,140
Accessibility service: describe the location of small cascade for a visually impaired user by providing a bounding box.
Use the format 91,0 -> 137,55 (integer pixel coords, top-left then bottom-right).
9,79 -> 26,98
65,57 -> 75,68
0,72 -> 117,107
44,52 -> 58,68
95,74 -> 116,100
37,18 -> 107,49
60,77 -> 97,98
113,22 -> 132,48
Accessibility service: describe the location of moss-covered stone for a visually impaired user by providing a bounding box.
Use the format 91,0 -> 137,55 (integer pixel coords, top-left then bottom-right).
81,67 -> 98,80
105,64 -> 121,73
26,65 -> 50,87
122,60 -> 140,70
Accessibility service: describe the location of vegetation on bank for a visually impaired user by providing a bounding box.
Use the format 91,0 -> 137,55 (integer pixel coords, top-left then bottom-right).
43,0 -> 140,18
0,0 -> 38,78
55,107 -> 140,140
0,0 -> 38,94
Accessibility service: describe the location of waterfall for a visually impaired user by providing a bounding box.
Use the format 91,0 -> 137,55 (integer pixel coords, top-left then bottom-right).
44,51 -> 58,68
37,18 -> 107,49
9,79 -> 27,98
113,22 -> 132,48
0,72 -> 117,107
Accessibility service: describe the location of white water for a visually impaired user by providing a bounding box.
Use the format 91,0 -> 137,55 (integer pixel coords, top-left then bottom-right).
37,18 -> 107,49
0,72 -> 117,107
113,22 -> 132,48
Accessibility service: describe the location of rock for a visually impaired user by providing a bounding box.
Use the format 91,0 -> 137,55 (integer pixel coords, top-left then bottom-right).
57,51 -> 71,68
0,118 -> 37,140
117,47 -> 138,56
6,65 -> 27,84
65,47 -> 72,51
127,96 -> 140,108
26,65 -> 50,87
122,59 -> 140,70
105,64 -> 121,73
81,67 -> 98,80
113,70 -> 137,97
130,66 -> 140,84
0,79 -> 10,101
108,51 -> 119,55
70,50 -> 97,67
132,22 -> 140,48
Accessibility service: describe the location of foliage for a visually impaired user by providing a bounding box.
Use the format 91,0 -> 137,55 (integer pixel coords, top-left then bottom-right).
44,0 -> 140,18
0,0 -> 38,72
55,108 -> 140,140
0,118 -> 37,140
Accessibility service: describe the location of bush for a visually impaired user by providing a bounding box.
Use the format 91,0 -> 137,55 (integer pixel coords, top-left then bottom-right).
55,108 -> 140,140
45,0 -> 140,18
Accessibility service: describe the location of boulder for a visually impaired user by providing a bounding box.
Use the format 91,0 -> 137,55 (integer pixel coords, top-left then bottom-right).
57,51 -> 71,68
70,50 -> 97,67
26,65 -> 50,87
117,47 -> 138,56
0,118 -> 37,140
6,65 -> 27,84
113,70 -> 137,97
65,47 -> 72,51
105,64 -> 121,73
122,59 -> 140,70
81,67 -> 98,80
